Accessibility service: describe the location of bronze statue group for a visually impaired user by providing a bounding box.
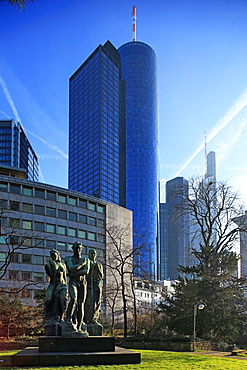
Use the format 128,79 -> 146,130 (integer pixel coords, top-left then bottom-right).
44,241 -> 104,336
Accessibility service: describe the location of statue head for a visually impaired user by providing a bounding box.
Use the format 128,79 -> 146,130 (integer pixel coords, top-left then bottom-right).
72,241 -> 83,255
88,248 -> 97,262
50,249 -> 60,262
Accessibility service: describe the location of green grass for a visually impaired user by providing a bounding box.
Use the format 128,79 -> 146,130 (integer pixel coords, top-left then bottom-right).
1,349 -> 247,369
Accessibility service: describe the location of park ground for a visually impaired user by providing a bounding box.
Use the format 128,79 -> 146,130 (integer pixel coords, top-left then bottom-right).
1,349 -> 247,369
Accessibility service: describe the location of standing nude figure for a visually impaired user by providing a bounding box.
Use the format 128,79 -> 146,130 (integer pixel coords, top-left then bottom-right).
64,241 -> 89,332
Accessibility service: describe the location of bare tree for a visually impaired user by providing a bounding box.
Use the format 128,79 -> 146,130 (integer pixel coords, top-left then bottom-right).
105,223 -> 152,337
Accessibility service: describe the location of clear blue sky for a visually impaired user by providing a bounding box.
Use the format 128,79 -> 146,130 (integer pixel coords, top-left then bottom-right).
1,0 -> 247,203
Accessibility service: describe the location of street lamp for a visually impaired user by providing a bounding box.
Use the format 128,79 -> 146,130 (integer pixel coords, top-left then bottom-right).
193,301 -> 207,351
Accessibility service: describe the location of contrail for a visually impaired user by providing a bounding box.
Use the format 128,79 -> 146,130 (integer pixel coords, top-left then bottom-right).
174,88 -> 247,177
0,74 -> 68,159
0,75 -> 21,122
26,129 -> 68,159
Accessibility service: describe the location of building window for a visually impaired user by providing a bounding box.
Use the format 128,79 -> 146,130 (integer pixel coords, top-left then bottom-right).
97,234 -> 105,243
47,191 -> 56,201
88,202 -> 96,211
47,207 -> 56,217
97,205 -> 105,214
23,220 -> 32,230
47,240 -> 56,249
22,254 -> 31,264
68,212 -> 77,221
0,236 -> 6,244
10,201 -> 20,211
0,199 -> 7,209
97,219 -> 105,228
79,214 -> 87,223
58,194 -> 66,203
88,217 -> 96,226
22,203 -> 32,213
78,230 -> 86,239
58,209 -> 67,219
0,182 -> 8,192
9,270 -> 19,280
57,226 -> 66,235
46,224 -> 55,233
57,242 -> 66,251
35,189 -> 45,199
34,272 -> 43,282
79,199 -> 86,208
23,187 -> 33,196
34,238 -> 44,248
22,237 -> 32,247
35,205 -> 45,215
10,184 -> 20,194
34,222 -> 44,232
10,218 -> 20,228
9,235 -> 19,245
68,228 -> 76,237
22,271 -> 31,280
68,197 -> 76,206
33,255 -> 43,265
88,232 -> 96,241
0,252 -> 6,262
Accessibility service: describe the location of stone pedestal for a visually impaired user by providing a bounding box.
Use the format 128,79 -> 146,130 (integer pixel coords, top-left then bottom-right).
87,322 -> 103,336
11,336 -> 141,367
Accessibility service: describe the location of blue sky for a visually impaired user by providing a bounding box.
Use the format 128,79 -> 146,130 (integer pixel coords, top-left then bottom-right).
1,0 -> 247,203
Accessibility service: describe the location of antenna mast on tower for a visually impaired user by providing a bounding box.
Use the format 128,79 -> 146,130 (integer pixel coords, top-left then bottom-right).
132,6 -> 137,41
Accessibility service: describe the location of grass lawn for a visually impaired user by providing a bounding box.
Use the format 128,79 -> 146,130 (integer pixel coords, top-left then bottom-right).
1,349 -> 247,369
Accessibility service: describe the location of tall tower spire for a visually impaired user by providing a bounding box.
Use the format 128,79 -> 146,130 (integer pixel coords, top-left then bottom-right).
132,6 -> 137,41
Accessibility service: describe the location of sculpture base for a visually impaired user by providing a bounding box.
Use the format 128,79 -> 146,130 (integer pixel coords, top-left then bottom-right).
11,337 -> 141,367
87,322 -> 103,336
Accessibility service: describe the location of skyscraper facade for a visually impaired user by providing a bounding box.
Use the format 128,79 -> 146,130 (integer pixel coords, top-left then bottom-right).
166,177 -> 189,280
68,40 -> 158,275
0,120 -> 39,181
118,42 -> 158,275
69,41 -> 125,206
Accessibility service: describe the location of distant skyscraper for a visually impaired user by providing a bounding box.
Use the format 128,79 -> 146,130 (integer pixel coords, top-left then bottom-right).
161,177 -> 189,280
0,120 -> 39,181
68,40 -> 158,276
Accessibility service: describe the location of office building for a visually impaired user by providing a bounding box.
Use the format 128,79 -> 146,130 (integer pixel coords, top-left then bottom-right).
0,120 -> 39,181
0,175 -> 132,307
68,40 -> 158,276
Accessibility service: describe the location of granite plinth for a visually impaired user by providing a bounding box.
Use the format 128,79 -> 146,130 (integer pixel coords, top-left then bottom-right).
11,346 -> 141,367
39,336 -> 115,352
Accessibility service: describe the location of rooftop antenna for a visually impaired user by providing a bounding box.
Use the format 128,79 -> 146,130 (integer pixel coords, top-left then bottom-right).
132,6 -> 137,41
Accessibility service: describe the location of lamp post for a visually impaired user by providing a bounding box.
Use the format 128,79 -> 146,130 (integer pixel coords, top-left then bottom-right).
193,301 -> 207,351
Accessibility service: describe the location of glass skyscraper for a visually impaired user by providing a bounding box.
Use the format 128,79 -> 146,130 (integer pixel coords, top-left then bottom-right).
118,42 -> 158,276
69,40 -> 158,276
0,120 -> 39,181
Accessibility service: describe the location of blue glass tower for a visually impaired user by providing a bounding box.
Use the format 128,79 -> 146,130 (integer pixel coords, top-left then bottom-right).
118,42 -> 158,276
69,40 -> 158,277
69,41 -> 125,206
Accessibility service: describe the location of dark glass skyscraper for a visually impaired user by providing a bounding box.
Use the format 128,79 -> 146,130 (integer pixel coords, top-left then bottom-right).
69,40 -> 158,276
0,119 -> 39,181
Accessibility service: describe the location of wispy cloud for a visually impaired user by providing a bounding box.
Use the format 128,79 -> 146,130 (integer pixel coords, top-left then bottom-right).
0,75 -> 21,122
0,71 -> 68,160
174,89 -> 247,177
26,129 -> 68,159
